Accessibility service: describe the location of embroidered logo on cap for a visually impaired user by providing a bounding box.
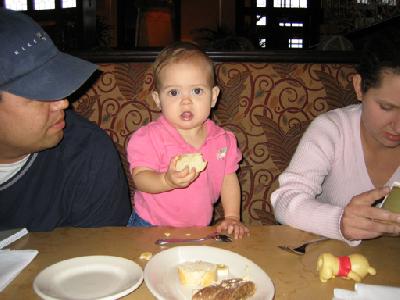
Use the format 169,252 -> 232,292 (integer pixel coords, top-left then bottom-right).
13,31 -> 47,55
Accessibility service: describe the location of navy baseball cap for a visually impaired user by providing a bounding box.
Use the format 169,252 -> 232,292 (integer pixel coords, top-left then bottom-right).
0,8 -> 97,101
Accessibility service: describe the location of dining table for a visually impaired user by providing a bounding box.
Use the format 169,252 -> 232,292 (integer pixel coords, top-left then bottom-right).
2,225 -> 400,300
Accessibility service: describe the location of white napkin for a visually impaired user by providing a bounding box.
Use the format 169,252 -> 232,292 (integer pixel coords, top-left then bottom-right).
0,249 -> 38,292
333,283 -> 400,300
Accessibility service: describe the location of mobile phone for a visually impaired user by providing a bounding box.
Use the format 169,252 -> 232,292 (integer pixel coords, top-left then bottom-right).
382,183 -> 400,213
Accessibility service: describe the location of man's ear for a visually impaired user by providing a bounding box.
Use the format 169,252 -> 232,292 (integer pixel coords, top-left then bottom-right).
152,91 -> 161,110
211,86 -> 220,108
352,74 -> 363,101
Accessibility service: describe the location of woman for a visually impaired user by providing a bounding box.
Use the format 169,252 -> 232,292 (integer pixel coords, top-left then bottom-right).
271,35 -> 400,245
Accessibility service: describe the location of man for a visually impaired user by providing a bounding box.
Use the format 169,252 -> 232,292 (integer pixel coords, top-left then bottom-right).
0,9 -> 131,230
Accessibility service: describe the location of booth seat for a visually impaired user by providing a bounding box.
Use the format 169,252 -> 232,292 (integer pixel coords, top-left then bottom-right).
72,52 -> 358,225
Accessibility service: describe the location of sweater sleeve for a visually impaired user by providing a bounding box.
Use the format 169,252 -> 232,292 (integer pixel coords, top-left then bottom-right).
271,114 -> 360,246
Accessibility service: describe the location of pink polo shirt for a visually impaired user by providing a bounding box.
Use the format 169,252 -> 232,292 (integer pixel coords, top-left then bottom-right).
127,116 -> 242,227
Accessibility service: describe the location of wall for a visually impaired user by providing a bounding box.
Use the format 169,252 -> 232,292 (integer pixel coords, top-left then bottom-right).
180,0 -> 235,42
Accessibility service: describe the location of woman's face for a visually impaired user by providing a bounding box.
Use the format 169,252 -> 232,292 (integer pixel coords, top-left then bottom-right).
354,71 -> 400,149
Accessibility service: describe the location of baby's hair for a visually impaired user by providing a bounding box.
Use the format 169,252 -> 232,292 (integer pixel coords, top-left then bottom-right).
153,42 -> 215,91
356,33 -> 400,93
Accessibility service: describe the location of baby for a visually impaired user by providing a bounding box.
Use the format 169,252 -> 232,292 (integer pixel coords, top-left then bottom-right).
126,42 -> 248,238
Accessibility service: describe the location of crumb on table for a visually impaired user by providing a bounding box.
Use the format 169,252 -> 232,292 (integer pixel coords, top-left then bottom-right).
139,252 -> 153,261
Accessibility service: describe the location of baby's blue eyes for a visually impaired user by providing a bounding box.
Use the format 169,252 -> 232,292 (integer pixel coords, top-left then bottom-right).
192,88 -> 203,95
168,89 -> 179,96
166,88 -> 204,96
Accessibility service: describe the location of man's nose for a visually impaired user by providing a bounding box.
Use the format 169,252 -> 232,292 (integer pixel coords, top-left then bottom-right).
50,99 -> 69,111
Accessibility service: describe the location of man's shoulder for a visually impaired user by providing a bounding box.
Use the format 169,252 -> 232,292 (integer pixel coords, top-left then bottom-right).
61,110 -> 118,158
65,110 -> 106,136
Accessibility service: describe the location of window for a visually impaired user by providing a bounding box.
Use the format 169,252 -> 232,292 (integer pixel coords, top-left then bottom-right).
34,0 -> 55,10
4,0 -> 28,10
62,0 -> 76,8
237,0 -> 320,50
257,0 -> 267,7
257,15 -> 267,26
259,38 -> 267,48
289,38 -> 303,48
5,0 -> 76,10
279,22 -> 303,27
3,0 -> 93,50
381,0 -> 397,4
274,0 -> 307,8
356,0 -> 397,5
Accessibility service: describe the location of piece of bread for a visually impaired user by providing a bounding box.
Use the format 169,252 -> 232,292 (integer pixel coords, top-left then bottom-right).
175,153 -> 207,172
216,264 -> 229,278
192,278 -> 256,300
177,261 -> 217,287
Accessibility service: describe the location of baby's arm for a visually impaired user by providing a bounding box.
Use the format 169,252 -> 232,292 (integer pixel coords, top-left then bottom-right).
217,173 -> 249,239
132,156 -> 199,193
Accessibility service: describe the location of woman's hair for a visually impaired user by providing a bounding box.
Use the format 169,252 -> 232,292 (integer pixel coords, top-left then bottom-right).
152,42 -> 215,91
356,33 -> 400,93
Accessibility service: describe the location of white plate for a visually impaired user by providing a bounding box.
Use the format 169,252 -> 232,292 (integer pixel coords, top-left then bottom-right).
144,246 -> 274,300
33,256 -> 143,300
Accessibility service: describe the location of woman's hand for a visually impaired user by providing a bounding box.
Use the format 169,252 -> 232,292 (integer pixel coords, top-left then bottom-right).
163,156 -> 199,189
216,216 -> 250,239
340,187 -> 400,240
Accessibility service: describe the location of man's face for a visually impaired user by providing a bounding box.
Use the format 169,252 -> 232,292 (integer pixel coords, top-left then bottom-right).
0,91 -> 69,163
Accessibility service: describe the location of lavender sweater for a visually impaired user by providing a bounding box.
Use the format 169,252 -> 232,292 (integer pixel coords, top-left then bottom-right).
271,104 -> 400,245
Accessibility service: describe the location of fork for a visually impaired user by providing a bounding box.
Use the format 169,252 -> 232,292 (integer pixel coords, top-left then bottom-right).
155,232 -> 232,245
278,237 -> 328,255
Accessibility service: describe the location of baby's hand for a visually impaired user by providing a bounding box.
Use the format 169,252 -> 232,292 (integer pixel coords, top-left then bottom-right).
163,156 -> 199,189
216,217 -> 249,239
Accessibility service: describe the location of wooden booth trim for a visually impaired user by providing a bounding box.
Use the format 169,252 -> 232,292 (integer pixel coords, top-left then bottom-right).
73,50 -> 360,64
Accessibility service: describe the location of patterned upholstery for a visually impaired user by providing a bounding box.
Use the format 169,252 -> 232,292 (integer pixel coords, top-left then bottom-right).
72,62 -> 358,225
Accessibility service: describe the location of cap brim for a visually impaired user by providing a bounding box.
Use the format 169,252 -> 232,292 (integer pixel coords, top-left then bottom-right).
2,51 -> 97,101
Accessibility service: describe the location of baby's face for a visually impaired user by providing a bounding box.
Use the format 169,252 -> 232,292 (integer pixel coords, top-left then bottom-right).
152,58 -> 219,132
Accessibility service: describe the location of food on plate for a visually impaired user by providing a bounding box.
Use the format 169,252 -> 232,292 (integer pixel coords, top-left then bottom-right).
139,252 -> 153,261
192,278 -> 256,300
177,261 -> 217,287
176,153 -> 207,172
216,264 -> 229,277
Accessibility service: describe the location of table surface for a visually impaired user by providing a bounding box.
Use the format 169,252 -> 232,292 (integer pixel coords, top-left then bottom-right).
2,225 -> 400,300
